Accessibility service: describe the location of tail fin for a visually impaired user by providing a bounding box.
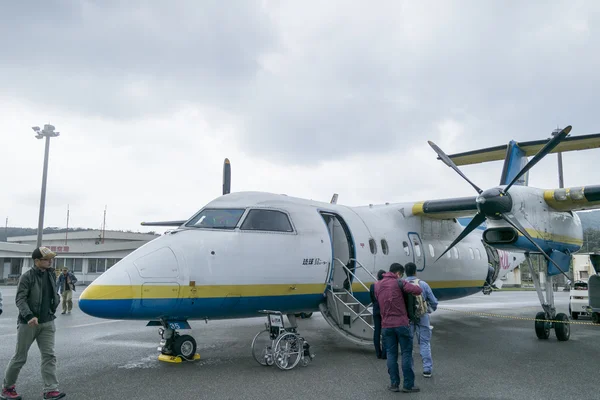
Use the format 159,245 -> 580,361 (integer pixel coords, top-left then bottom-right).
499,140 -> 529,186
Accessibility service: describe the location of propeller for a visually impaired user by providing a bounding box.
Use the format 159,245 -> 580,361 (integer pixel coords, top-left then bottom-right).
428,141 -> 483,194
429,126 -> 573,280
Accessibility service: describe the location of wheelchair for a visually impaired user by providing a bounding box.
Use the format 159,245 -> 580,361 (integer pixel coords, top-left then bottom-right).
251,310 -> 314,370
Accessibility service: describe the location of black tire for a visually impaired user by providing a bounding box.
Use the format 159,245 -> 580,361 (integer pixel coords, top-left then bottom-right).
534,312 -> 550,340
554,313 -> 570,341
301,312 -> 313,319
251,329 -> 273,366
173,334 -> 197,360
571,312 -> 579,320
592,312 -> 600,324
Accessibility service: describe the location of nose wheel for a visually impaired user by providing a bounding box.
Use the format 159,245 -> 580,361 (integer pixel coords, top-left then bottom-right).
157,322 -> 201,363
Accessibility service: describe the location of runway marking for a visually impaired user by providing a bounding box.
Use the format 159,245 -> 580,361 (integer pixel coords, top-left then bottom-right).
69,320 -> 121,328
0,319 -> 121,337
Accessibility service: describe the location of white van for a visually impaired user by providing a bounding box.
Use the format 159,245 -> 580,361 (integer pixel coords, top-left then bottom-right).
569,281 -> 589,320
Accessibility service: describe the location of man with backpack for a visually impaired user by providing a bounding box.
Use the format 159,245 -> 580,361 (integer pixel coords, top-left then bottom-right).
375,263 -> 422,393
404,262 -> 438,378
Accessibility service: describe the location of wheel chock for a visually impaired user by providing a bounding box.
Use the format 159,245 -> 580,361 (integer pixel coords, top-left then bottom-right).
158,354 -> 182,363
158,353 -> 201,363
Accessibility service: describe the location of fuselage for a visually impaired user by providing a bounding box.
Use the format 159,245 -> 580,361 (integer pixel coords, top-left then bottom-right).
79,191 -> 495,321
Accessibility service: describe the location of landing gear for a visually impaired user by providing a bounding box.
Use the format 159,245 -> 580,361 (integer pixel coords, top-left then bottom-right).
295,312 -> 313,319
526,253 -> 570,342
157,321 -> 200,363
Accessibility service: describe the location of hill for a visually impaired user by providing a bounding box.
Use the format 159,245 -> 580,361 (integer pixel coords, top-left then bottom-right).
578,209 -> 600,231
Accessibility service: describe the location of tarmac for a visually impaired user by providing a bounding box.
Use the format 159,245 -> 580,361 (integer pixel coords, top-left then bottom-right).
0,286 -> 598,400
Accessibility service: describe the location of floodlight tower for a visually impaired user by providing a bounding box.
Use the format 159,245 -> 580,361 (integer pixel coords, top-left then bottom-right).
551,128 -> 564,189
32,124 -> 60,248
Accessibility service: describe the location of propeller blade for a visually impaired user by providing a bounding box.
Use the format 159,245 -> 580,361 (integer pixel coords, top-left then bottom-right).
435,212 -> 486,262
223,158 -> 231,195
499,213 -> 571,280
504,125 -> 572,192
428,141 -> 483,194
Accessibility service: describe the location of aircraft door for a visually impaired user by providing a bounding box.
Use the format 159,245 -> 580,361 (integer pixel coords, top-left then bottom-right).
320,212 -> 355,290
408,232 -> 425,271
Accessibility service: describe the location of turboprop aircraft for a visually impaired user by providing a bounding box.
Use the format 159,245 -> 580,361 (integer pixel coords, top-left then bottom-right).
79,126 -> 600,361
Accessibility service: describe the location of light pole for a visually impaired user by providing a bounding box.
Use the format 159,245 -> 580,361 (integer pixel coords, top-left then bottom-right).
551,128 -> 564,189
32,124 -> 60,248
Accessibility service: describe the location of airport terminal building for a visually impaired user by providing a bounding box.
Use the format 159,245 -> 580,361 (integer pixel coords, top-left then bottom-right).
0,230 -> 159,284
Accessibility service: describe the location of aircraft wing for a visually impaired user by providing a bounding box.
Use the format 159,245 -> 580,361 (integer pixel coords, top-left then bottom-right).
411,196 -> 478,219
446,132 -> 600,166
543,185 -> 600,212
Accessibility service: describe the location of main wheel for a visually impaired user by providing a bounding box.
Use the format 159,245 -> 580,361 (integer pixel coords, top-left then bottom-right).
534,312 -> 550,340
251,330 -> 273,366
592,312 -> 600,324
554,313 -> 570,341
273,332 -> 302,370
173,334 -> 197,360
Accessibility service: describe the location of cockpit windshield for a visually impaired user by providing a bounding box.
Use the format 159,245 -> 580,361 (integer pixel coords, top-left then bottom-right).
185,208 -> 245,229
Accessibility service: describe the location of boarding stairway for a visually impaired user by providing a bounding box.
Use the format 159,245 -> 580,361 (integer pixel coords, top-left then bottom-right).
318,258 -> 377,345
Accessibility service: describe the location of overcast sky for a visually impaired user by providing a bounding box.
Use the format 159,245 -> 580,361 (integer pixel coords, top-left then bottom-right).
1,1 -> 600,234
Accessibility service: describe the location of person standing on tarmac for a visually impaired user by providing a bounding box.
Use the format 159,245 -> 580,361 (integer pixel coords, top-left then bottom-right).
369,269 -> 387,359
404,262 -> 438,378
0,247 -> 66,400
375,262 -> 422,393
56,268 -> 77,315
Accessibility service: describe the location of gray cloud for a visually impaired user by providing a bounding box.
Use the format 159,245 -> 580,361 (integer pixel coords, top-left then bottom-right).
1,0 -> 600,168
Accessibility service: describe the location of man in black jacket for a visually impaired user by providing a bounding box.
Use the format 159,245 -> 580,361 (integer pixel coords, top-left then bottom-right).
0,247 -> 66,400
369,268 -> 391,359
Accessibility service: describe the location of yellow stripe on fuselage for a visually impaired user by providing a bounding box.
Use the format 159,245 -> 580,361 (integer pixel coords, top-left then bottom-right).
81,283 -> 328,300
523,228 -> 583,246
82,280 -> 486,301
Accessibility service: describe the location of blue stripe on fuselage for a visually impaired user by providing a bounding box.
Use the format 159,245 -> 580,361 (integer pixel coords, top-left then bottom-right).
79,287 -> 483,321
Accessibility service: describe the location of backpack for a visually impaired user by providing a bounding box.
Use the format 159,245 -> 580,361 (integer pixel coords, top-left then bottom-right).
401,279 -> 428,324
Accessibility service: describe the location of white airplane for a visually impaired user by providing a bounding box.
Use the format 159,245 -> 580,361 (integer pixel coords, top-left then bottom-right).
79,127 -> 600,361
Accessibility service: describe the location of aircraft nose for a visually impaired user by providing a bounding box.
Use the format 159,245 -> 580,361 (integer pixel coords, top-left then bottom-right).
79,263 -> 135,319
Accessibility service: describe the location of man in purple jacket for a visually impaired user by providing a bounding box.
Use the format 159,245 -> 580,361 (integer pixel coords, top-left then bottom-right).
375,263 -> 422,393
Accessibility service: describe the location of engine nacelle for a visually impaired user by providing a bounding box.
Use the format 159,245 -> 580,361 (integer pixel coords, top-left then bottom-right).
483,227 -> 518,245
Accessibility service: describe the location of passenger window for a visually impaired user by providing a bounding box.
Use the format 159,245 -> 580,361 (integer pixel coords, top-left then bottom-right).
240,209 -> 293,232
369,239 -> 377,254
381,239 -> 389,255
452,247 -> 459,259
429,244 -> 435,258
476,249 -> 481,260
403,241 -> 411,256
469,248 -> 474,259
414,242 -> 421,257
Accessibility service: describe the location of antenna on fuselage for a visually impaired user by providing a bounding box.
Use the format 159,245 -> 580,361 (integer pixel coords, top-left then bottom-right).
330,193 -> 338,204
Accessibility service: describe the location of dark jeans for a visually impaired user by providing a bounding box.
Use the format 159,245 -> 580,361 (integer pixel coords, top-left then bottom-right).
373,314 -> 385,357
383,325 -> 415,389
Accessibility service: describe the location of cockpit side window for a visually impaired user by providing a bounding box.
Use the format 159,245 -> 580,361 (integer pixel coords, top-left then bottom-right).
240,209 -> 294,232
185,209 -> 245,229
